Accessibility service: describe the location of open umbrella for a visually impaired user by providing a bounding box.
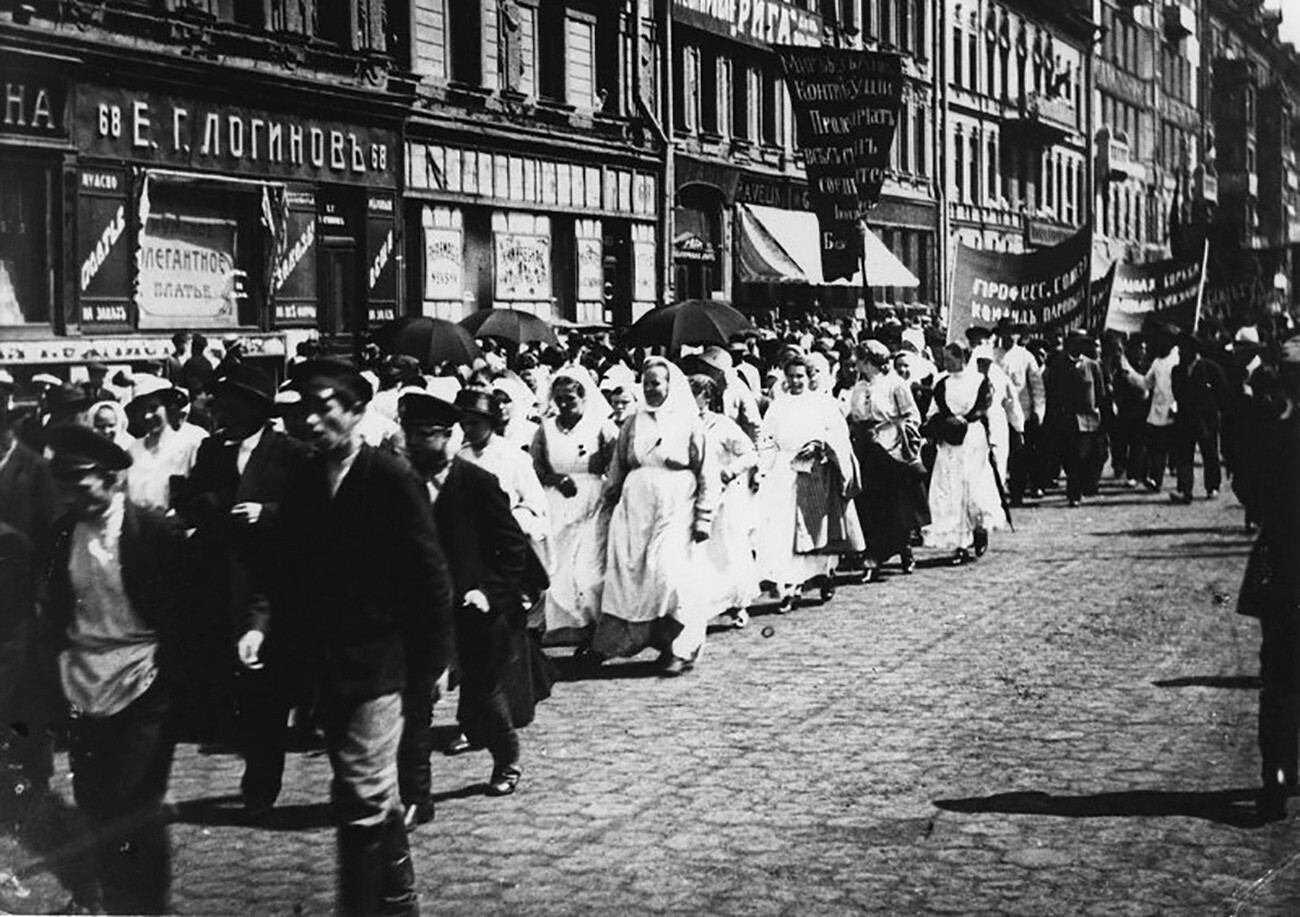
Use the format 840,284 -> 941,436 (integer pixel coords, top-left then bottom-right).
376,316 -> 482,369
459,308 -> 559,347
624,299 -> 754,348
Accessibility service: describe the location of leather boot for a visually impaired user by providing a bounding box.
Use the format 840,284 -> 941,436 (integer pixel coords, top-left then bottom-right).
382,816 -> 420,917
338,824 -> 387,917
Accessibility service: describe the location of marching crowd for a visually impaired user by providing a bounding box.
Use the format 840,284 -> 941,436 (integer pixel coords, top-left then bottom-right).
1,310 -> 1298,914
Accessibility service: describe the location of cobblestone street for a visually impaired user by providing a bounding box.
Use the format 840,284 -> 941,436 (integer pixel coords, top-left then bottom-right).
5,476 -> 1298,915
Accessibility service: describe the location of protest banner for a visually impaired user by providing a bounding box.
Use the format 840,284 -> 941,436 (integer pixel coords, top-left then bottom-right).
1104,247 -> 1206,335
946,227 -> 1091,343
775,48 -> 903,283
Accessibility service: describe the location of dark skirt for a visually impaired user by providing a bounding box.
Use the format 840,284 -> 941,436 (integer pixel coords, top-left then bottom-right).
854,438 -> 931,566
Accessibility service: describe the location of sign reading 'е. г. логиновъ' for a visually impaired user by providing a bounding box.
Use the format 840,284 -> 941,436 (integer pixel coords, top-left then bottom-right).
775,49 -> 904,283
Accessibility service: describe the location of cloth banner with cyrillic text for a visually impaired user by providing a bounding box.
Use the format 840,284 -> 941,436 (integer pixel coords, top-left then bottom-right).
1104,255 -> 1205,335
947,227 -> 1091,344
137,212 -> 242,329
775,48 -> 904,283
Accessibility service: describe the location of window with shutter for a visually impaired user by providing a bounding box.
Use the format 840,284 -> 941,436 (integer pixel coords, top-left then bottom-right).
565,13 -> 597,110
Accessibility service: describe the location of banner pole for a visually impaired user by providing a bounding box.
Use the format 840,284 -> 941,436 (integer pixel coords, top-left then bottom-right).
861,221 -> 872,334
1193,236 -> 1209,334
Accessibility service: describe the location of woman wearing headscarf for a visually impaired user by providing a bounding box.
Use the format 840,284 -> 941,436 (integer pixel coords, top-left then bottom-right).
492,375 -> 541,453
531,367 -> 618,649
756,354 -> 863,609
90,399 -> 133,449
847,340 -> 929,577
591,358 -> 718,676
923,341 -> 1006,564
689,374 -> 760,628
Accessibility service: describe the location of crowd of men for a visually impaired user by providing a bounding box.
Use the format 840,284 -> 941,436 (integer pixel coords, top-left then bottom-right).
0,308 -> 1298,913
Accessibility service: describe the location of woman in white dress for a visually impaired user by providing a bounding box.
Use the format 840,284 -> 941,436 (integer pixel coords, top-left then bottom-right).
531,368 -> 618,648
756,355 -> 863,610
923,341 -> 1007,564
124,377 -> 205,511
688,374 -> 760,629
592,358 -> 718,676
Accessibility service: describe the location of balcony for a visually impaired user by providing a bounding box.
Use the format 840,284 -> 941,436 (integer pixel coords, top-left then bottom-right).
950,201 -> 1022,231
1219,172 -> 1260,198
1001,92 -> 1076,146
1194,165 -> 1218,204
1163,2 -> 1195,41
1097,129 -> 1141,182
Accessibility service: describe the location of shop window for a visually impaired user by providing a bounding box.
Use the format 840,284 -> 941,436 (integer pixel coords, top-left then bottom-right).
135,177 -> 262,331
0,162 -> 50,327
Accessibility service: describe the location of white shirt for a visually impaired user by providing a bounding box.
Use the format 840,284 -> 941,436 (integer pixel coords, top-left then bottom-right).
999,344 -> 1046,422
1145,350 -> 1180,427
59,493 -> 159,717
236,426 -> 265,477
127,424 -> 205,510
327,440 -> 361,499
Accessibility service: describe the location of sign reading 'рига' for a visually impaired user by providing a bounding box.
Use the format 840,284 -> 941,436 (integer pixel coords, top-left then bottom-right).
775,48 -> 903,283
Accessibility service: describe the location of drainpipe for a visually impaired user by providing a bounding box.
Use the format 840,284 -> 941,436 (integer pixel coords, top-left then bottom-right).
633,0 -> 674,308
936,0 -> 950,320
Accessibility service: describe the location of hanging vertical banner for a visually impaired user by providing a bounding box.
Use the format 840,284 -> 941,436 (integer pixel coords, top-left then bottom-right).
1104,255 -> 1206,335
1204,244 -> 1287,326
775,48 -> 904,283
1088,262 -> 1117,334
947,226 -> 1091,343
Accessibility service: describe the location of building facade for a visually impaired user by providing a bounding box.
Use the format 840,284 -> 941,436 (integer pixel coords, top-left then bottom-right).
1,0 -> 408,372
400,0 -> 663,328
940,0 -> 1093,262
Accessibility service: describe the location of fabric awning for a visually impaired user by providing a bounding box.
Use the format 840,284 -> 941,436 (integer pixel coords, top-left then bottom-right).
736,203 -> 920,288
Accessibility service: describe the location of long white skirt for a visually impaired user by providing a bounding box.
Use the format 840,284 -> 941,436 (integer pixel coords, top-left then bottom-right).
924,422 -> 1006,550
542,472 -> 608,633
698,478 -> 760,614
755,454 -> 834,590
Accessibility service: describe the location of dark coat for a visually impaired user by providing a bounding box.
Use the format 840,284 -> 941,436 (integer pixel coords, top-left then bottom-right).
0,440 -> 60,547
431,457 -> 552,730
1044,352 -> 1106,434
1172,356 -> 1229,435
273,445 -> 454,704
40,500 -> 188,687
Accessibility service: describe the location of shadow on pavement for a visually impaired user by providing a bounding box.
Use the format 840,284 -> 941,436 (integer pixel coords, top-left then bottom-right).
7,791 -> 99,905
174,795 -> 333,832
934,787 -> 1265,828
1153,674 -> 1261,689
1094,526 -> 1249,538
431,784 -> 488,803
553,658 -> 670,682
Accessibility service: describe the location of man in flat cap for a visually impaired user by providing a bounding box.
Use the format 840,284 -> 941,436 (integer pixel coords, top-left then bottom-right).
238,359 -> 453,916
41,425 -> 186,914
0,369 -> 61,820
176,363 -> 310,811
398,389 -> 532,810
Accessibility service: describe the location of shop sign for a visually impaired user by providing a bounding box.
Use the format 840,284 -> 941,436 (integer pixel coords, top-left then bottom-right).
78,167 -> 132,324
273,210 -> 317,324
1,70 -> 69,140
495,232 -> 551,301
77,85 -> 397,188
367,214 -> 397,324
736,177 -> 790,210
674,0 -> 822,48
576,237 -> 604,301
424,227 -> 463,300
0,333 -> 286,366
137,212 -> 243,329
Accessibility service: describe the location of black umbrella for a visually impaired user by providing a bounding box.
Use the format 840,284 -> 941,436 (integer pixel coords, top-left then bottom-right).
377,316 -> 482,369
624,299 -> 754,348
460,308 -> 559,347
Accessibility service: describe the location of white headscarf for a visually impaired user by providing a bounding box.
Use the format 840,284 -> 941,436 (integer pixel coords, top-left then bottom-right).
550,364 -> 613,421
640,357 -> 697,417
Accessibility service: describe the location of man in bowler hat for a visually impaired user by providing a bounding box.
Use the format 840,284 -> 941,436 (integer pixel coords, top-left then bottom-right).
176,363 -> 310,811
238,359 -> 453,916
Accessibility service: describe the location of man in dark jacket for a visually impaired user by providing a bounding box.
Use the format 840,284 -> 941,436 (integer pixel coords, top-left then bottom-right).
41,425 -> 186,914
0,370 -> 60,815
175,363 -> 310,815
238,360 -> 454,917
1044,330 -> 1107,507
1169,331 -> 1229,503
397,388 -> 531,820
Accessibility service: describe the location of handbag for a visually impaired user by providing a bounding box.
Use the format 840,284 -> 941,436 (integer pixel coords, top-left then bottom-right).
920,379 -> 969,446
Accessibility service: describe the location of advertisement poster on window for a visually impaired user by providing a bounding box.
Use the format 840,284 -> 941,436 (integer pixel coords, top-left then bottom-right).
633,240 -> 657,302
78,170 -> 133,326
495,232 -> 551,301
367,213 -> 397,324
576,237 -> 603,301
136,212 -> 243,329
273,210 -> 318,324
425,226 -> 464,300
